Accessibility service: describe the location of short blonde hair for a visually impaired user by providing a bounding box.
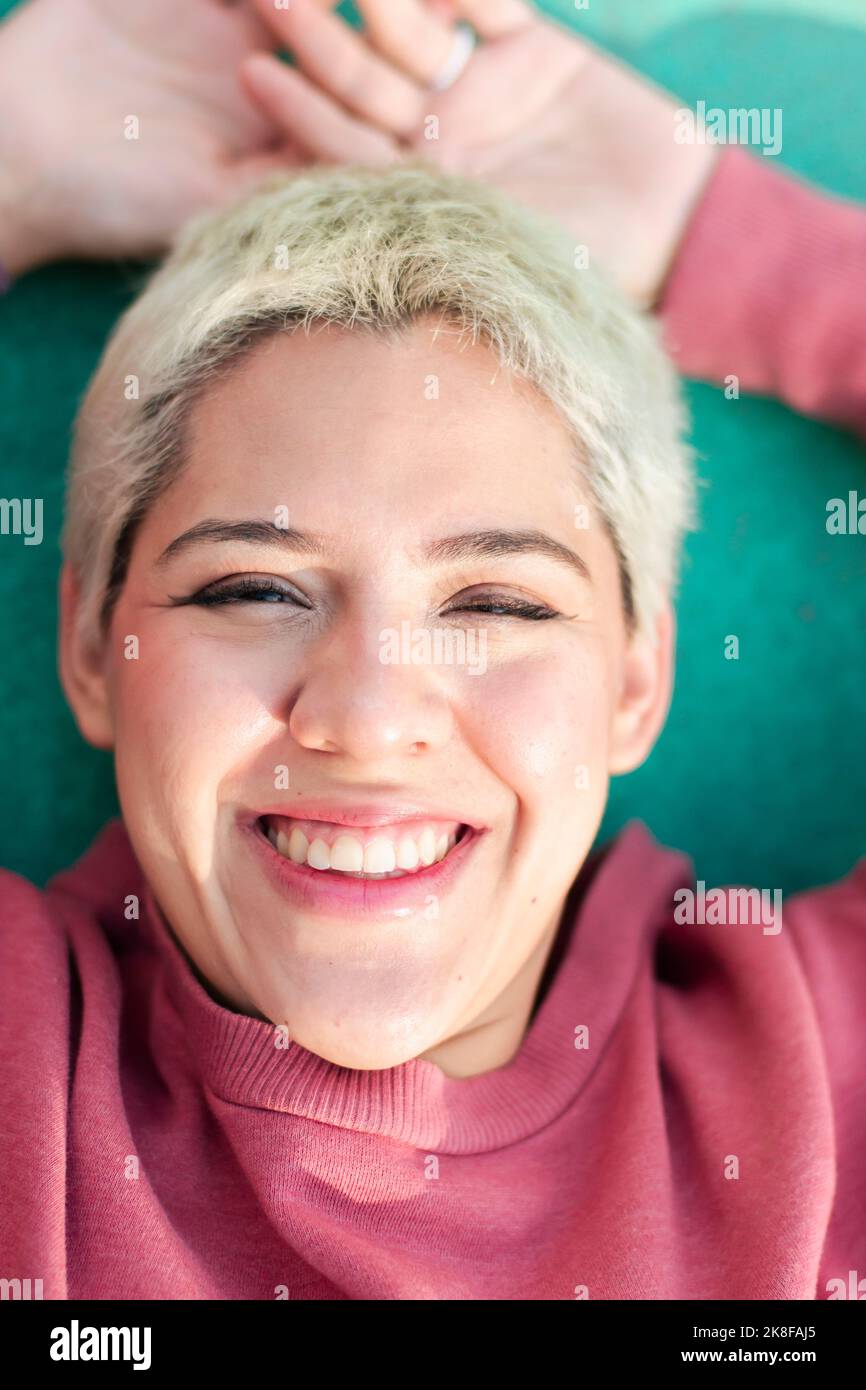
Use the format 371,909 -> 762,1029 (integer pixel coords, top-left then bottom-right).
63,161 -> 696,652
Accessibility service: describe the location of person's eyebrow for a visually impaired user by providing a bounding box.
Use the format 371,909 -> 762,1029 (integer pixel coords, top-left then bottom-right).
155,520 -> 591,583
155,519 -> 327,567
421,529 -> 592,583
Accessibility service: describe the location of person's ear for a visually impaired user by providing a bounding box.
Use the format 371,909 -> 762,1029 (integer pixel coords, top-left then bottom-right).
57,562 -> 115,751
608,599 -> 675,775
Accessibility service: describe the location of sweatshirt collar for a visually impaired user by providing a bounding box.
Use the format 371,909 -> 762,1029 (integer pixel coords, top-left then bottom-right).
51,816 -> 686,1154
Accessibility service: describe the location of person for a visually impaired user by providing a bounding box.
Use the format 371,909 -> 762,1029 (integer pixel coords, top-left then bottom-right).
0,0 -> 864,1302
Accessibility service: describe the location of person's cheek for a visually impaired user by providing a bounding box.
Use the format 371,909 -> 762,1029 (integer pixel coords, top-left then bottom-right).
110,636 -> 276,877
456,636 -> 613,847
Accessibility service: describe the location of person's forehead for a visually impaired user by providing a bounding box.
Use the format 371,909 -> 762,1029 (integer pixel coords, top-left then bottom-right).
187,315 -> 570,449
142,319 -> 602,572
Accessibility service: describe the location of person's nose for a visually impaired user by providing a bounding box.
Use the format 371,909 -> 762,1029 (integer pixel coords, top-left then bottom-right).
287,617 -> 456,762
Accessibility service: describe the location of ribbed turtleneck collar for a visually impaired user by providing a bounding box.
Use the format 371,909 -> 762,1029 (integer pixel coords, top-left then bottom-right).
51,816 -> 688,1154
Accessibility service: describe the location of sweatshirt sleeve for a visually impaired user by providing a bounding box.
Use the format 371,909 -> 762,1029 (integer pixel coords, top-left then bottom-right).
784,857 -> 866,1278
0,869 -> 70,1299
658,146 -> 866,439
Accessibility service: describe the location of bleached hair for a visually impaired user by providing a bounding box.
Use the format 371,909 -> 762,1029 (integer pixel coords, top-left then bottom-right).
62,161 -> 697,652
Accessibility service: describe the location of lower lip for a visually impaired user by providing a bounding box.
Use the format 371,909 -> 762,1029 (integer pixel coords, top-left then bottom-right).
241,819 -> 482,920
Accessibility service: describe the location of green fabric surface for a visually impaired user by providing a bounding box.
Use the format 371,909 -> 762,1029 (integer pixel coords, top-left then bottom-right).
0,1 -> 864,891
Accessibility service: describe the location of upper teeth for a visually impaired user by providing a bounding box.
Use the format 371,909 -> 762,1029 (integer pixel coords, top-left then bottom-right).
264,819 -> 459,878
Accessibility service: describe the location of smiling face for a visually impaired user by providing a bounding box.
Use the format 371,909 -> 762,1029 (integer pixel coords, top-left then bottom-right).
61,315 -> 674,1076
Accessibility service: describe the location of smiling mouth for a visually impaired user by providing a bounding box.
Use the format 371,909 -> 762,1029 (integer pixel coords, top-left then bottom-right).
257,814 -> 471,880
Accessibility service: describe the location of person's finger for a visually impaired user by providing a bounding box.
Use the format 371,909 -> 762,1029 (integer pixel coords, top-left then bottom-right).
453,0 -> 536,39
239,52 -> 403,165
249,0 -> 427,138
354,0 -> 458,87
426,0 -> 459,20
297,0 -> 467,94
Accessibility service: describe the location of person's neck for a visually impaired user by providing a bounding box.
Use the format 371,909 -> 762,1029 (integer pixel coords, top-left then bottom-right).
160,892 -> 575,1081
418,905 -> 568,1080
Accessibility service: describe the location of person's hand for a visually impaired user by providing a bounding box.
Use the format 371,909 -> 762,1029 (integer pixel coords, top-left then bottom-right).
241,0 -> 721,306
0,0 -> 306,277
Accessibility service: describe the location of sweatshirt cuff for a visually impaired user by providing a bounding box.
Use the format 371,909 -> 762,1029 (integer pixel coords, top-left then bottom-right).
658,145 -> 866,434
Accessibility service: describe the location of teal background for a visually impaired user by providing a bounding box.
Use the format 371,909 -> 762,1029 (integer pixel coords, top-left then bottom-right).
0,0 -> 864,890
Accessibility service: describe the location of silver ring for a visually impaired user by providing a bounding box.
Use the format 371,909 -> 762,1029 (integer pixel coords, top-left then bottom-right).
429,22 -> 477,93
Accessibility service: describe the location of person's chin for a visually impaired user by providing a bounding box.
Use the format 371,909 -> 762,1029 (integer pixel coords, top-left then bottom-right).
260,992 -> 447,1072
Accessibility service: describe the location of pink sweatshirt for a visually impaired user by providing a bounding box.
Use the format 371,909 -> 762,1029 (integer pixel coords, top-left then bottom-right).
1,149 -> 865,1301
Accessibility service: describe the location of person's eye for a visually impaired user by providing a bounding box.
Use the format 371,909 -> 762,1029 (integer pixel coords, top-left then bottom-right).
170,575 -> 312,608
444,594 -> 561,621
